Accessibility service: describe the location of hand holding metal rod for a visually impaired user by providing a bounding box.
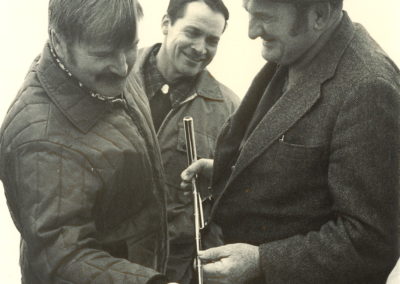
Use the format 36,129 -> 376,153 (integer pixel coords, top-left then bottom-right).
183,116 -> 205,284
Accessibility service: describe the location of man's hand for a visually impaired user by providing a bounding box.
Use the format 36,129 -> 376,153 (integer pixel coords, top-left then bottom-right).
198,243 -> 261,284
180,158 -> 214,190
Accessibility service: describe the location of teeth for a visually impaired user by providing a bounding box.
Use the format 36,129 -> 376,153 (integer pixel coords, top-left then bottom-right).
183,52 -> 203,62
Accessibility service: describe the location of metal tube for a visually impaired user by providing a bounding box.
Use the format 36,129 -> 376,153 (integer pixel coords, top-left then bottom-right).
183,116 -> 204,284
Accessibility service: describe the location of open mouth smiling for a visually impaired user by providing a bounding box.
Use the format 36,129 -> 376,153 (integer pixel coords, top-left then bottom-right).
181,50 -> 205,63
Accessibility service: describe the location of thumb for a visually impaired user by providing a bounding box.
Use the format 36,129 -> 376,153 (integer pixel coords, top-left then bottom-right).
181,160 -> 206,181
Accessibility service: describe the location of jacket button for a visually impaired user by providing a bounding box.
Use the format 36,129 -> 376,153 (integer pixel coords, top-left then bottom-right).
231,165 -> 235,171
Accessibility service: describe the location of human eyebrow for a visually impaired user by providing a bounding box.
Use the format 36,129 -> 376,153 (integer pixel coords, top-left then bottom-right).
253,12 -> 274,21
184,26 -> 202,36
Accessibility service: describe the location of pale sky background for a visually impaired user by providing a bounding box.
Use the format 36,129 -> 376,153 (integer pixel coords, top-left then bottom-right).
0,1 -> 399,282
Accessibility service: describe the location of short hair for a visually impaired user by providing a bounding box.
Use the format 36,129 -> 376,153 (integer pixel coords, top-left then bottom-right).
291,0 -> 343,35
48,0 -> 143,48
167,0 -> 229,25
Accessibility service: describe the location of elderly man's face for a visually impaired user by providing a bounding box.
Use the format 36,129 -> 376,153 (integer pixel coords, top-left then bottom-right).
160,1 -> 225,81
245,0 -> 317,65
60,36 -> 139,97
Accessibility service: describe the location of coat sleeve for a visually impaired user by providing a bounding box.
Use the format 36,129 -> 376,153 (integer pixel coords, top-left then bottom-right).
5,140 -> 163,284
258,77 -> 400,283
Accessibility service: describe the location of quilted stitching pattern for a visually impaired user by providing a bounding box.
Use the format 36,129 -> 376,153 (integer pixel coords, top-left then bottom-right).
0,45 -> 168,283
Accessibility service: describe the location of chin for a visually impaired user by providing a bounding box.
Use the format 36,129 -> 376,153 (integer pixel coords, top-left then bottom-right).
261,50 -> 280,64
182,65 -> 202,77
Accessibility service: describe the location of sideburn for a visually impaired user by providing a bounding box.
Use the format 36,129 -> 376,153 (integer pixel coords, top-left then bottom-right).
289,4 -> 311,36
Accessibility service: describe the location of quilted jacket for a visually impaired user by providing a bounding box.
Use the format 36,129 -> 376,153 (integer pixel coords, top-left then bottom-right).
0,44 -> 168,283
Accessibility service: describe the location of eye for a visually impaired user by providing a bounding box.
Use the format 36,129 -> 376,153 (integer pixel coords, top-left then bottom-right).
207,37 -> 220,47
89,49 -> 114,58
250,12 -> 273,23
184,28 -> 201,38
94,52 -> 112,58
258,14 -> 273,22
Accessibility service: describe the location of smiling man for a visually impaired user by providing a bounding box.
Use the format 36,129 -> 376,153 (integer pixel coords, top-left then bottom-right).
133,0 -> 239,283
0,1 -> 177,283
181,0 -> 400,283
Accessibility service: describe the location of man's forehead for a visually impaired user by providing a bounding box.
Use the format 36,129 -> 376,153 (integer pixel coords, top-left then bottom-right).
180,1 -> 225,21
176,2 -> 226,33
243,0 -> 272,10
243,0 -> 273,11
76,35 -> 139,51
244,0 -> 327,7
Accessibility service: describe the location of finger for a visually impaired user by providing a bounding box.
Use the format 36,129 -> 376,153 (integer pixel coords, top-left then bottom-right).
180,180 -> 193,191
180,160 -> 205,181
198,247 -> 229,262
202,261 -> 229,283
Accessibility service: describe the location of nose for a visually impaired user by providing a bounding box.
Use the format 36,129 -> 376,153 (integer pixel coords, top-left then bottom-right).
191,38 -> 207,56
109,52 -> 129,77
248,17 -> 263,40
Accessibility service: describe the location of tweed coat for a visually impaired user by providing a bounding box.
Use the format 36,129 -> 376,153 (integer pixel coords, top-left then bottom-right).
0,44 -> 168,283
209,12 -> 400,283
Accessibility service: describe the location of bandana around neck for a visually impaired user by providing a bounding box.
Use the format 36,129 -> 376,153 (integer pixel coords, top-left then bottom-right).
49,45 -> 125,104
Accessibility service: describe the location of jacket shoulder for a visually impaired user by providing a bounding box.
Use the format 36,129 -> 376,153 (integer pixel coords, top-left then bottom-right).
339,24 -> 399,83
1,65 -> 52,150
216,80 -> 241,109
202,70 -> 241,110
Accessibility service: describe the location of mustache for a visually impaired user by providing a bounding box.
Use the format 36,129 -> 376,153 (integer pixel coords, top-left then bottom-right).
95,72 -> 127,83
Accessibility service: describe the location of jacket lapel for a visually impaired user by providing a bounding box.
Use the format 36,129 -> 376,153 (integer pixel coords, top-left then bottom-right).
223,12 -> 356,190
211,63 -> 277,186
230,77 -> 322,184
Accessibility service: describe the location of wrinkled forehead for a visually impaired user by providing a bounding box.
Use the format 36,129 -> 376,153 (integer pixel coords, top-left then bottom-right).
77,23 -> 138,50
76,12 -> 138,49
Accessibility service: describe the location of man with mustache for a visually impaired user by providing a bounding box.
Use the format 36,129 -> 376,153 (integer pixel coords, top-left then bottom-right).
181,0 -> 400,283
133,0 -> 239,283
0,0 -> 177,283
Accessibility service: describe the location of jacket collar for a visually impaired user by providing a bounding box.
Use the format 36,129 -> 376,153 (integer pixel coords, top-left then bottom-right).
133,44 -> 225,102
37,43 -> 108,133
226,12 -> 356,187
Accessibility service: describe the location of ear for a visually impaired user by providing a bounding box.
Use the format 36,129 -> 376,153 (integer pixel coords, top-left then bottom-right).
49,29 -> 67,60
310,2 -> 331,31
161,14 -> 170,35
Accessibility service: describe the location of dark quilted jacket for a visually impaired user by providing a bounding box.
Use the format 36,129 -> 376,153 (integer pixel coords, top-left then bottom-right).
0,44 -> 168,283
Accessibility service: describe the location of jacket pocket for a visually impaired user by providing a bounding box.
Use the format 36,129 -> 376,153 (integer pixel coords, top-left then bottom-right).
276,137 -> 328,161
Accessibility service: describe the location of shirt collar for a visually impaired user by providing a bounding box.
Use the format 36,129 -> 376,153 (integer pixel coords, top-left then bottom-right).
143,44 -> 167,100
138,44 -> 227,103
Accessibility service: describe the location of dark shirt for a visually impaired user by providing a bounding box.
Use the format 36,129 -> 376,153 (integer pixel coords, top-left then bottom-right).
143,45 -> 196,131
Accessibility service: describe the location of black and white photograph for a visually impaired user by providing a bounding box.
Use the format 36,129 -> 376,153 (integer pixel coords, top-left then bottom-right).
0,0 -> 399,283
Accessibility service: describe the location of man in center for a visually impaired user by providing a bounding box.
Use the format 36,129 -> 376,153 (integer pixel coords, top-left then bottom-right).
133,0 -> 239,283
